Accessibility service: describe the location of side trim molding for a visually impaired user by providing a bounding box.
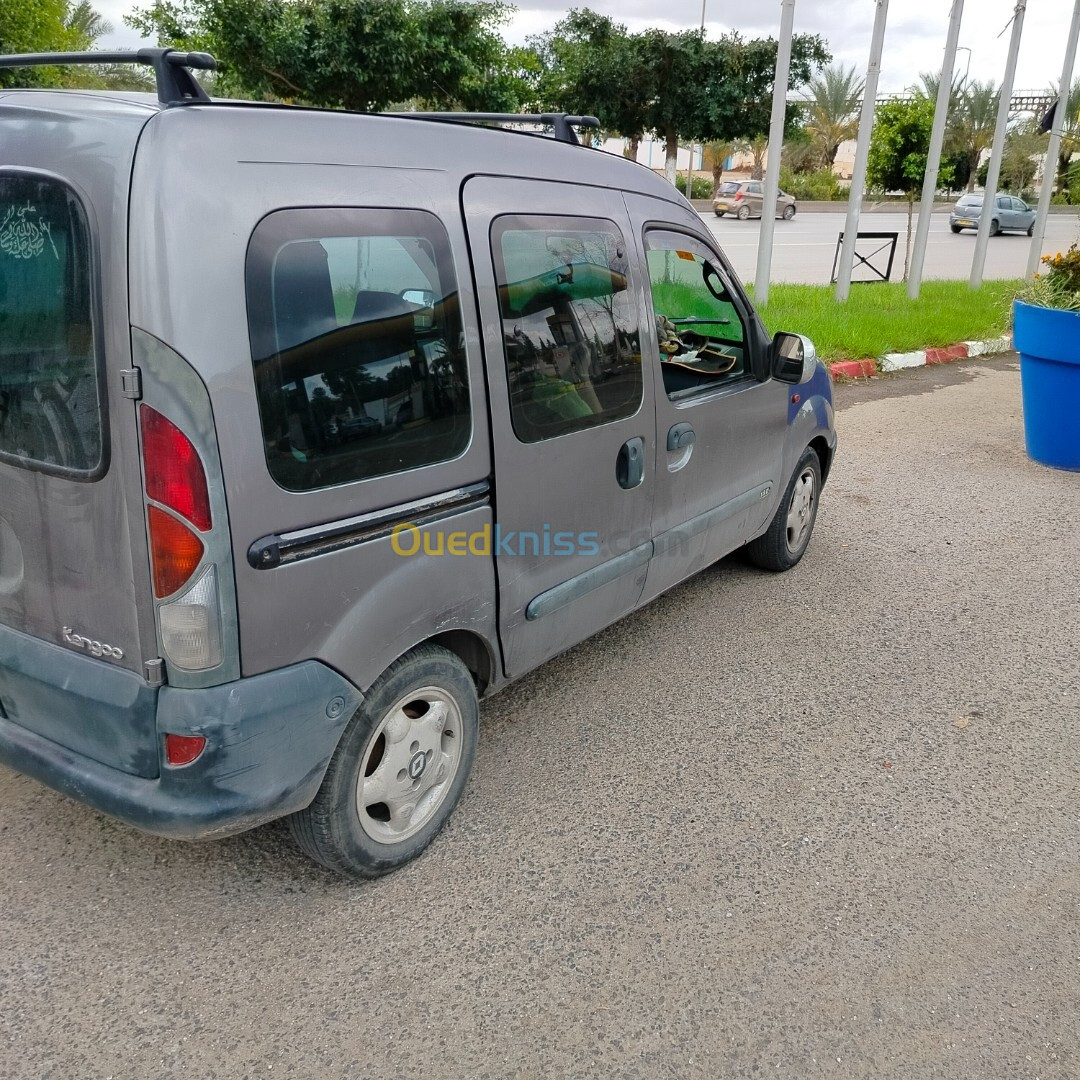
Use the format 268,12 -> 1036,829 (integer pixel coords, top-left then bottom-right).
525,542 -> 652,622
248,482 -> 491,569
651,483 -> 773,557
523,482 -> 773,622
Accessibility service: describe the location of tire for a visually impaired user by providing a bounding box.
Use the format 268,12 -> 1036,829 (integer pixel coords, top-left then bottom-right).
289,644 -> 479,877
782,204 -> 796,220
989,218 -> 1000,236
1027,223 -> 1034,237
746,448 -> 821,572
737,204 -> 752,221
950,224 -> 962,234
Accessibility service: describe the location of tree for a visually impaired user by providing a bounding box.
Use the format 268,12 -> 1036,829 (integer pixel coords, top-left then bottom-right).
1047,78 -> 1080,195
997,119 -> 1048,194
128,0 -> 526,111
805,63 -> 863,168
704,140 -> 738,194
65,0 -> 112,43
534,15 -> 828,186
0,0 -> 81,87
746,134 -> 767,180
952,80 -> 999,192
867,96 -> 954,279
528,10 -> 649,157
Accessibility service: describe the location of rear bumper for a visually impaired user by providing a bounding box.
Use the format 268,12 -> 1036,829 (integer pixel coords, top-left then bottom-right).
0,655 -> 363,840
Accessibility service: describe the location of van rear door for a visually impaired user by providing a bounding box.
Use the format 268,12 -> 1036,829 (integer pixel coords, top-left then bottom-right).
0,106 -> 160,777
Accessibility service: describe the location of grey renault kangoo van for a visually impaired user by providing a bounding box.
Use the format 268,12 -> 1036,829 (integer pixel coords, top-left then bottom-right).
0,51 -> 836,877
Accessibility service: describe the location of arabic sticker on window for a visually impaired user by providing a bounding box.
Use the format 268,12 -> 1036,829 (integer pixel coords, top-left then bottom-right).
676,250 -> 696,262
0,202 -> 59,261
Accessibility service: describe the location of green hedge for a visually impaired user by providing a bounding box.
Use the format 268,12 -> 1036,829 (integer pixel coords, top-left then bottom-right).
674,175 -> 714,199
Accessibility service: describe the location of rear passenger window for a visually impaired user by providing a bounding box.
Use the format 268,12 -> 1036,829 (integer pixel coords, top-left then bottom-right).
491,216 -> 642,443
0,173 -> 103,477
246,208 -> 470,492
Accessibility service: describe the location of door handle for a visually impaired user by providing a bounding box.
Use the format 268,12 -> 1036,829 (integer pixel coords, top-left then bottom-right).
667,423 -> 696,451
616,436 -> 645,490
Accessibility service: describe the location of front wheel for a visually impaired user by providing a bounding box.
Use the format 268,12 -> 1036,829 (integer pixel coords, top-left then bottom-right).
1027,223 -> 1035,237
289,645 -> 479,877
746,448 -> 821,572
737,204 -> 752,221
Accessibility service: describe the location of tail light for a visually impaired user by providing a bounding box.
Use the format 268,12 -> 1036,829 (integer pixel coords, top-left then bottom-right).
147,506 -> 204,598
157,566 -> 223,670
140,406 -> 211,530
734,191 -> 744,201
141,404 -> 222,673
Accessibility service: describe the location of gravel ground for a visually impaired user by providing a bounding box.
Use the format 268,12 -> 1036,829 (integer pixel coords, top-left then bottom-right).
1,354 -> 1077,1080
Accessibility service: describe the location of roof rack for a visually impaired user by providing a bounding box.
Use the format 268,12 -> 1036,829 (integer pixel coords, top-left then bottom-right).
0,49 -> 216,106
387,112 -> 600,146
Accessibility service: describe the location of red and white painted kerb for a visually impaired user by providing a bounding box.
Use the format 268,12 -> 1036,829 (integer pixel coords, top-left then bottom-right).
828,335 -> 1013,380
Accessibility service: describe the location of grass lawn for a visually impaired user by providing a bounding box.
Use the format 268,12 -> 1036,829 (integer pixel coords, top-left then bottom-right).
747,279 -> 1020,360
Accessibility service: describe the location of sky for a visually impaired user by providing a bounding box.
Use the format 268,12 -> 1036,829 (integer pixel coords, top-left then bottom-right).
96,0 -> 1077,96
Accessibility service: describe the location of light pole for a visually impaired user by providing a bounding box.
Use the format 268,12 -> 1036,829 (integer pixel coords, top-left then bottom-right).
956,46 -> 972,83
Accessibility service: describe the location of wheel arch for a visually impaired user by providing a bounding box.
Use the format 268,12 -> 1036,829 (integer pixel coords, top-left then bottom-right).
427,629 -> 498,695
809,434 -> 834,486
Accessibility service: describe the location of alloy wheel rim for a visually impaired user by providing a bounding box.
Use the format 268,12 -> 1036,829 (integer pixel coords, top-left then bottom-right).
785,469 -> 816,553
356,686 -> 463,844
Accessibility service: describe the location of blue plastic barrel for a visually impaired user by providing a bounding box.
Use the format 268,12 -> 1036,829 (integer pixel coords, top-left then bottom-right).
1013,300 -> 1080,471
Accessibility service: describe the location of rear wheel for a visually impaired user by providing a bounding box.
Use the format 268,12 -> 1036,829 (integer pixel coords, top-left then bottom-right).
289,645 -> 479,877
737,204 -> 752,221
990,218 -> 1000,236
782,204 -> 796,220
950,224 -> 962,234
746,448 -> 821,572
714,210 -> 725,217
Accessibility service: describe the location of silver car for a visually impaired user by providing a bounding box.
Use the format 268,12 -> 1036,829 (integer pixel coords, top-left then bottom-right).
950,193 -> 1036,236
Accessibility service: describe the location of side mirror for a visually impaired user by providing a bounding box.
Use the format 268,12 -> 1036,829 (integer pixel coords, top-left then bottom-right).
401,288 -> 435,330
771,332 -> 818,385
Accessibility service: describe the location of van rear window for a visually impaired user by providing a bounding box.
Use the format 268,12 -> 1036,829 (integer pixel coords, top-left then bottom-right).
0,174 -> 103,476
246,208 -> 471,492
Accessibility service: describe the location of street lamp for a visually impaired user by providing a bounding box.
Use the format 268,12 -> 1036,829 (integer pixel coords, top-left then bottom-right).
956,46 -> 972,83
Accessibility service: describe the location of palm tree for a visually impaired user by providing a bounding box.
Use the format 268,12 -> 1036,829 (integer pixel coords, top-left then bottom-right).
703,141 -> 737,195
805,64 -> 864,168
1049,78 -> 1080,194
62,1 -> 157,92
915,71 -> 965,117
748,134 -> 768,180
65,1 -> 112,47
953,81 -> 999,192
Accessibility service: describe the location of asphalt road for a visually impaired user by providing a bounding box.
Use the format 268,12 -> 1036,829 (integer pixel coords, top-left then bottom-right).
2,356 -> 1078,1079
702,209 -> 1080,285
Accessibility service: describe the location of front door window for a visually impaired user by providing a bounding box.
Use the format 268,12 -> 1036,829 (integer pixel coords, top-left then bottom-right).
644,232 -> 751,398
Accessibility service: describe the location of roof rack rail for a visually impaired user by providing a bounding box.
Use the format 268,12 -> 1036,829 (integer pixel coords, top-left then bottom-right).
387,112 -> 600,146
0,49 -> 216,106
